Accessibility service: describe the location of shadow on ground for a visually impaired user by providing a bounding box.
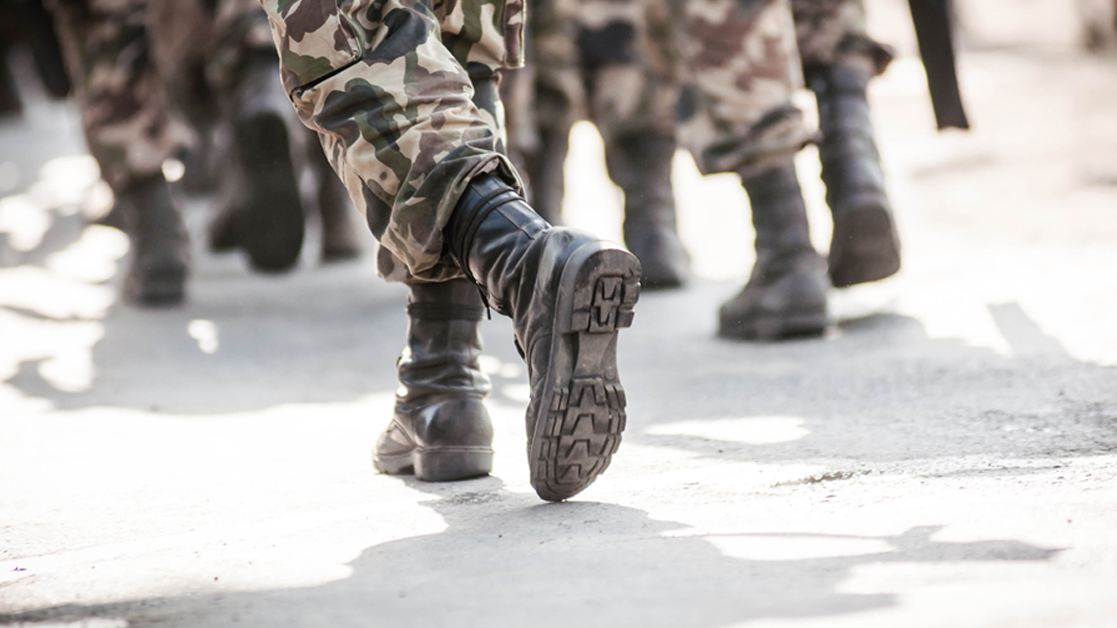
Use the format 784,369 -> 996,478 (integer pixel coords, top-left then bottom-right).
0,477 -> 1061,628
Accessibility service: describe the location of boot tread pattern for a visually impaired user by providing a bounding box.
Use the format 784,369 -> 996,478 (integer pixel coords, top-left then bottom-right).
534,251 -> 640,501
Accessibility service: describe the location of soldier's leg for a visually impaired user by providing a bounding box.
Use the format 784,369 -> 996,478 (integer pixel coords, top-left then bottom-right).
263,0 -> 640,501
580,0 -> 689,289
500,0 -> 582,225
48,0 -> 192,306
670,0 -> 827,339
793,0 -> 900,287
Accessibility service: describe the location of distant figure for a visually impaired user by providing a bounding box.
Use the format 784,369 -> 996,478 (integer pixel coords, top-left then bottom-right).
508,0 -> 900,340
44,0 -> 364,305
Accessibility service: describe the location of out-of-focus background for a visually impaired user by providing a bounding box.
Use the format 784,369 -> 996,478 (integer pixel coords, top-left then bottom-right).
2,1 -> 1117,627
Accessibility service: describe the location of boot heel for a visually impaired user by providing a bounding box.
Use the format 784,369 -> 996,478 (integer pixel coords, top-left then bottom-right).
414,447 -> 493,482
568,248 -> 641,334
829,203 -> 901,288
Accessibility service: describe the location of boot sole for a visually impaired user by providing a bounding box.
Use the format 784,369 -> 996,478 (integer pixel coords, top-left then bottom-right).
718,309 -> 828,341
236,113 -> 305,273
373,446 -> 493,482
530,244 -> 641,501
829,201 -> 901,288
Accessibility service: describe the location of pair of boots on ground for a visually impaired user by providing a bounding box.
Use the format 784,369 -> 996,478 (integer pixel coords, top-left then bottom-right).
113,54 -> 363,306
375,174 -> 642,502
525,61 -> 900,339
718,62 -> 901,340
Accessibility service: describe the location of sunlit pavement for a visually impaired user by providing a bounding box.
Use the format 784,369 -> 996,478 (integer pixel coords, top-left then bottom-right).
3,2 -> 1117,627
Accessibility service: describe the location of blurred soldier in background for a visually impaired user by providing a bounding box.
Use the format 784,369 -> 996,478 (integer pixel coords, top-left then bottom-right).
47,0 -> 194,305
506,0 -> 900,338
502,0 -> 689,289
43,0 -> 363,306
148,0 -> 364,269
259,0 -> 641,501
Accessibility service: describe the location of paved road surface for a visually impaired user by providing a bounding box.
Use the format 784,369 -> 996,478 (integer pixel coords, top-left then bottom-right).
2,1 -> 1116,626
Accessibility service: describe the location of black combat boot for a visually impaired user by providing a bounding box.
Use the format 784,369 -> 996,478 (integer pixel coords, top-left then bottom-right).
719,162 -> 828,340
374,279 -> 493,481
118,174 -> 190,306
607,133 -> 689,289
809,63 -> 901,288
208,52 -> 305,272
446,174 -> 641,501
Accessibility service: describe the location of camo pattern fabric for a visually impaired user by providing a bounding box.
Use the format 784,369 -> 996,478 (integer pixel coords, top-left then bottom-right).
46,0 -> 192,193
260,0 -> 525,283
149,0 -> 278,105
791,0 -> 892,74
671,0 -> 813,176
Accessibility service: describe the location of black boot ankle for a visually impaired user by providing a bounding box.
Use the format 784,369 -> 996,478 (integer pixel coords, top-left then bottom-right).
607,133 -> 689,289
374,279 -> 494,481
445,174 -> 641,501
809,63 -> 901,288
119,174 -> 190,306
719,163 -> 828,340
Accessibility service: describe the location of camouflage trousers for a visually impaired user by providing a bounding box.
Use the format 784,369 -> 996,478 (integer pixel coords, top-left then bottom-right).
508,0 -> 889,178
46,0 -> 192,193
46,0 -> 297,193
260,0 -> 525,283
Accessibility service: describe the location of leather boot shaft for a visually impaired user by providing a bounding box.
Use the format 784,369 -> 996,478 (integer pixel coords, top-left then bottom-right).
445,173 -> 550,319
808,63 -> 889,219
396,279 -> 491,408
741,162 -> 817,273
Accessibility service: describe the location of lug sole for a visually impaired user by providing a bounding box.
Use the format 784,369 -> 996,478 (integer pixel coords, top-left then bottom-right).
236,113 -> 305,273
718,309 -> 828,341
530,244 -> 641,501
829,201 -> 901,288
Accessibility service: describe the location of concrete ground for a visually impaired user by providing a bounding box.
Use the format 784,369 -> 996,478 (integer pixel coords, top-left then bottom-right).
2,1 -> 1116,626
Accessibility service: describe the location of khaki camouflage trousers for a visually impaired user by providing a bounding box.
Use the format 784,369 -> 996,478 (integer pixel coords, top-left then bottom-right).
46,0 -> 300,193
508,0 -> 889,178
260,0 -> 525,283
47,0 -> 192,193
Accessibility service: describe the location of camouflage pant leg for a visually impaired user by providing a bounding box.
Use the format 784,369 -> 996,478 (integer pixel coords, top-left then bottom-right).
790,0 -> 891,74
501,0 -> 583,167
261,0 -> 523,283
46,0 -> 191,193
575,0 -> 678,143
671,0 -> 814,176
149,0 -> 284,129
